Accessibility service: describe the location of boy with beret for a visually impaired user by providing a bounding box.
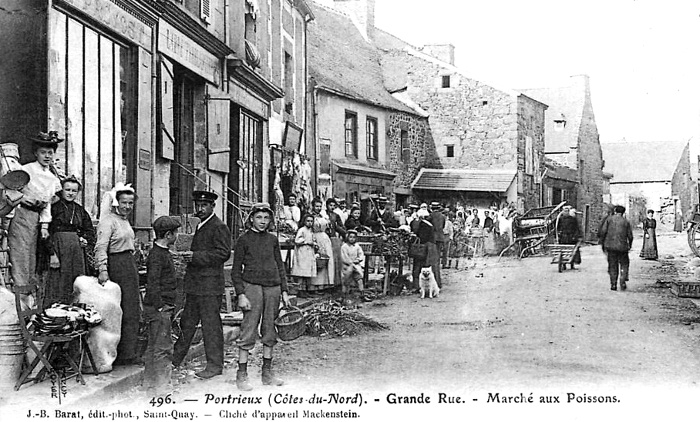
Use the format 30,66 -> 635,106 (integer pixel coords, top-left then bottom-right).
143,216 -> 181,394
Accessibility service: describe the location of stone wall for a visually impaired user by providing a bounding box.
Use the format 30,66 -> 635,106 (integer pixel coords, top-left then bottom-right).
383,50 -> 519,172
516,95 -> 546,211
574,77 -> 607,239
386,112 -> 440,194
672,142 -> 697,218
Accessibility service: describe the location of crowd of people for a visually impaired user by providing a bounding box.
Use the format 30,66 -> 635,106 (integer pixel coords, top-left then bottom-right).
279,194 -> 522,300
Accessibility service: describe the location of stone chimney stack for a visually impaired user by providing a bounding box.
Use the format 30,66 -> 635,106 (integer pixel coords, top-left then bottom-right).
333,0 -> 376,42
421,44 -> 455,65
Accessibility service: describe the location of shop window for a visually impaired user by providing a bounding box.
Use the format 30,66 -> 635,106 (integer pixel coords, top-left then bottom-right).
48,11 -> 135,219
345,111 -> 358,157
366,117 -> 378,160
238,110 -> 263,203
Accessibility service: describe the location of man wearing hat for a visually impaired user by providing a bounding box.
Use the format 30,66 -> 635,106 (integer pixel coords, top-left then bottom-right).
366,196 -> 398,234
173,190 -> 232,379
429,202 -> 445,286
334,198 -> 349,225
8,131 -> 63,287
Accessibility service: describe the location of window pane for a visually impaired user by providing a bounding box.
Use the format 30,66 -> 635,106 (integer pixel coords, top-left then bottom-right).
67,18 -> 84,208
99,36 -> 115,197
83,27 -> 100,217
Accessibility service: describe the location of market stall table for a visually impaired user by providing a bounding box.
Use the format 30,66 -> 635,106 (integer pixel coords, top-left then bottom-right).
362,253 -> 404,295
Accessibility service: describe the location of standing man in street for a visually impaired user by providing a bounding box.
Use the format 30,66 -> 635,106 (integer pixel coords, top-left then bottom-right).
598,205 -> 634,291
430,202 -> 446,273
173,190 -> 232,379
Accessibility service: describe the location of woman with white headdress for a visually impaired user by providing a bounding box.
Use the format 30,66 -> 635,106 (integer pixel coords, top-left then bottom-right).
94,183 -> 139,365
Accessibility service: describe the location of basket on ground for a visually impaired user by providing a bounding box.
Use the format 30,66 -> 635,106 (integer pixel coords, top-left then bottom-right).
275,306 -> 306,341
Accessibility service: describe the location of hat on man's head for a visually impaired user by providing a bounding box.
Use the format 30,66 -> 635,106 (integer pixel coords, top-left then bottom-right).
192,190 -> 218,203
338,198 -> 346,204
409,204 -> 419,210
430,201 -> 442,210
152,216 -> 181,234
377,196 -> 388,202
29,131 -> 64,148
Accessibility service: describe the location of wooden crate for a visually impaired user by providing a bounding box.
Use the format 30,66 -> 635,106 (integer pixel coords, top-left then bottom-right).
670,281 -> 700,298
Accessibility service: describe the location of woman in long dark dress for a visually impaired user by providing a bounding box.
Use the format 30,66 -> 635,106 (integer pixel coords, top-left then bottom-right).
45,176 -> 95,305
411,209 -> 441,290
640,210 -> 658,260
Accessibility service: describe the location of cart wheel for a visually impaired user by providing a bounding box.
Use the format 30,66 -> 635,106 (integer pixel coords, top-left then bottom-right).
558,252 -> 564,272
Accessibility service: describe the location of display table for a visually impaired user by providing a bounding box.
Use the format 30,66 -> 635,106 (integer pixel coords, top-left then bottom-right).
362,253 -> 404,295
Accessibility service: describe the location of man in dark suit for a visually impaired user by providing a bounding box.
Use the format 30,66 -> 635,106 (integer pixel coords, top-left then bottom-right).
173,190 -> 232,379
366,196 -> 399,233
430,202 -> 446,278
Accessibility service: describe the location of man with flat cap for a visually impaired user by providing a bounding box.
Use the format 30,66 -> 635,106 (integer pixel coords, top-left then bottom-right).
173,190 -> 232,379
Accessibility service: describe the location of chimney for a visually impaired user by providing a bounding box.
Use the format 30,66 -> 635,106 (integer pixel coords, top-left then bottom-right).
421,44 -> 455,65
333,0 -> 376,42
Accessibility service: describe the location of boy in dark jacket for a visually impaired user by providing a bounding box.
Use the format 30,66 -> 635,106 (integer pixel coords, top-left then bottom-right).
231,202 -> 290,391
598,205 -> 634,291
144,216 -> 180,394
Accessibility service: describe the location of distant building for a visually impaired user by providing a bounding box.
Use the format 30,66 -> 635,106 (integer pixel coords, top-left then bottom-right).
521,75 -> 606,239
374,29 -> 547,212
602,140 -> 687,225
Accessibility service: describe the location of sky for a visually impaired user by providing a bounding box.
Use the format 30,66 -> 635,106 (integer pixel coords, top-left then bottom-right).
374,0 -> 700,145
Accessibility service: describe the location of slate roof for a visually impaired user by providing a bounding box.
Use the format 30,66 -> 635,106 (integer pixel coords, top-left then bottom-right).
411,169 -> 516,192
601,141 -> 687,183
306,2 -> 415,114
520,85 -> 584,153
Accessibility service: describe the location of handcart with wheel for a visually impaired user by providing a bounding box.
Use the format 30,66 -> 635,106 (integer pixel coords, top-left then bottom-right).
545,241 -> 583,272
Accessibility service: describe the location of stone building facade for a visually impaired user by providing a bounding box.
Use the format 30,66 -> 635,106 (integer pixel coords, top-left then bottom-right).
671,139 -> 700,222
305,1 -> 434,213
522,75 -> 607,239
376,33 -> 547,212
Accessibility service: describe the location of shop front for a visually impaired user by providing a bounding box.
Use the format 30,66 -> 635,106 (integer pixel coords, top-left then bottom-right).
332,161 -> 396,218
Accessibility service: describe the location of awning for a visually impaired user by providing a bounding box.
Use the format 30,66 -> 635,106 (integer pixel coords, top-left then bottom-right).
333,161 -> 397,180
411,168 -> 516,192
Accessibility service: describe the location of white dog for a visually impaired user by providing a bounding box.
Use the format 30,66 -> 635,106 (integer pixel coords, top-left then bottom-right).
419,267 -> 440,299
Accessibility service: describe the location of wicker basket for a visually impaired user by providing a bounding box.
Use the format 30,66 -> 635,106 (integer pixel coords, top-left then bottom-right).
274,306 -> 306,341
316,255 -> 330,269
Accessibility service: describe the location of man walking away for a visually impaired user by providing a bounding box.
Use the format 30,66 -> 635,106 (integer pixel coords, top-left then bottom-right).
598,205 -> 633,291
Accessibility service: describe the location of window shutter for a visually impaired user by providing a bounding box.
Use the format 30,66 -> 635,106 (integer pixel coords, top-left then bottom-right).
201,0 -> 211,23
207,88 -> 230,173
158,56 -> 175,160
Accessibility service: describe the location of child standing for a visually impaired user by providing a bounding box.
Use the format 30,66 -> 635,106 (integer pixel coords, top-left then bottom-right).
231,202 -> 290,391
290,214 -> 316,298
340,230 -> 366,300
143,216 -> 181,394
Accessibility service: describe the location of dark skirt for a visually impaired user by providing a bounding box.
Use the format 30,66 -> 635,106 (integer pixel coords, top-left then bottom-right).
640,229 -> 658,260
108,251 -> 140,361
44,232 -> 86,306
411,242 -> 442,288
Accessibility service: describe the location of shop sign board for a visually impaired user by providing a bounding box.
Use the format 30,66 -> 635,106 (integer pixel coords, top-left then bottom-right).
159,21 -> 221,85
58,0 -> 153,49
